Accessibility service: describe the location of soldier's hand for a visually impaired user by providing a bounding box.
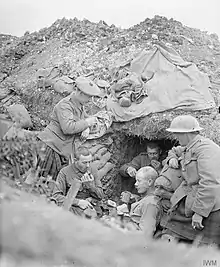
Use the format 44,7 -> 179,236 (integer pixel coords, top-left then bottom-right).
78,199 -> 93,210
192,213 -> 204,230
85,117 -> 98,127
81,128 -> 90,141
81,172 -> 94,183
169,158 -> 179,169
150,159 -> 161,171
127,166 -> 137,178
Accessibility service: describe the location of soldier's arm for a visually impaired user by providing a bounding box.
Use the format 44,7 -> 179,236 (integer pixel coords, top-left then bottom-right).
56,102 -> 89,135
84,169 -> 105,200
164,146 -> 185,164
119,154 -> 143,177
51,169 -> 80,206
191,144 -> 219,217
139,200 -> 160,238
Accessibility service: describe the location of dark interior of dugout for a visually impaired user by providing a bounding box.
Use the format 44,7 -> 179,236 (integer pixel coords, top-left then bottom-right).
111,134 -> 178,200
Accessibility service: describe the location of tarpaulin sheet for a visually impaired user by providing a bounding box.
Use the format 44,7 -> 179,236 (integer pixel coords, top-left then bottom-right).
107,44 -> 215,122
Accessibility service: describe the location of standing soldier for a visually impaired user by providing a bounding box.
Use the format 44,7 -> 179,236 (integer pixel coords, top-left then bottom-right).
161,115 -> 220,246
37,80 -> 101,180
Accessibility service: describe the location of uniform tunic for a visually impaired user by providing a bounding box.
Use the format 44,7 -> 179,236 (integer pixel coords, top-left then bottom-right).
163,134 -> 220,245
37,94 -> 90,179
38,94 -> 89,157
129,194 -> 162,236
51,163 -> 104,216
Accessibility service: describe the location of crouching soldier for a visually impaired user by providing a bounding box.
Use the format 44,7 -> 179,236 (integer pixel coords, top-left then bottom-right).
51,146 -> 104,217
119,142 -> 166,193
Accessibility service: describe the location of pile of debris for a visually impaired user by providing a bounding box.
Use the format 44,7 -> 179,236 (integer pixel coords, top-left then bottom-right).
1,15 -> 220,89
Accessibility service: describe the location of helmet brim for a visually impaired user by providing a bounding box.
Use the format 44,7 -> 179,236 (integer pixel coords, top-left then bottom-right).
166,127 -> 203,133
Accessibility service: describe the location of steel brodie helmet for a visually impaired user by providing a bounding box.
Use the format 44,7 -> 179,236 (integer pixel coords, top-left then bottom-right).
166,115 -> 203,133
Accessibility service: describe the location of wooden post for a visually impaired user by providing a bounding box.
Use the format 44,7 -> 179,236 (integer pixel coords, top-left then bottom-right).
62,179 -> 81,211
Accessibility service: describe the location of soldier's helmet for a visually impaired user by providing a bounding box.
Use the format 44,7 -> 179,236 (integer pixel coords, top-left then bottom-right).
76,76 -> 101,96
166,115 -> 203,133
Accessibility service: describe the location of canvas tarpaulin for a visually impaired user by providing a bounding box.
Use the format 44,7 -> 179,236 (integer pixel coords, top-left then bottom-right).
107,44 -> 215,122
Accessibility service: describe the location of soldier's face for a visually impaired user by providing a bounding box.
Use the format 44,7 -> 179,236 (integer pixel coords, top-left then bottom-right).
147,147 -> 160,161
77,154 -> 93,173
135,174 -> 152,194
173,133 -> 188,146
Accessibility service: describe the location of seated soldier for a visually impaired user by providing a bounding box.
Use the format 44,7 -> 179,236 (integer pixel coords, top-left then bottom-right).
117,165 -> 183,238
51,146 -> 104,217
119,142 -> 166,192
122,166 -> 162,239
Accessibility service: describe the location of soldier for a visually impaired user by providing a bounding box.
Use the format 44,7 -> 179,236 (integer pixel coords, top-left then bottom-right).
117,166 -> 161,239
51,146 -> 104,217
119,142 -> 165,192
161,115 -> 220,246
37,81 -> 101,180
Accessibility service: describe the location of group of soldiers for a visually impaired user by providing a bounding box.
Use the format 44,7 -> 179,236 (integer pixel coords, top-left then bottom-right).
36,82 -> 220,246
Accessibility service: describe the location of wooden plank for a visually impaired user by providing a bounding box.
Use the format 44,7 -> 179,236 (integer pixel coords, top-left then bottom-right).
62,179 -> 81,211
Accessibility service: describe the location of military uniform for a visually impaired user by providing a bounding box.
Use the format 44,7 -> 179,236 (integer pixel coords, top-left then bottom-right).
166,135 -> 220,217
51,162 -> 104,216
129,194 -> 162,234
119,152 -> 165,192
37,78 -> 101,180
38,94 -> 89,157
163,134 -> 220,245
37,94 -> 90,180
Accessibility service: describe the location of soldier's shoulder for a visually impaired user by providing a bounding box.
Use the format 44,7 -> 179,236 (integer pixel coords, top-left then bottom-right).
56,96 -> 71,107
63,163 -> 80,175
59,165 -> 71,175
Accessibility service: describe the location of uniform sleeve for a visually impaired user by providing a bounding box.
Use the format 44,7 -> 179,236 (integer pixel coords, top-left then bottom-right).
83,168 -> 105,200
119,154 -> 144,177
164,146 -> 185,164
51,169 -> 79,206
56,101 -> 89,135
191,143 -> 220,217
139,200 -> 160,238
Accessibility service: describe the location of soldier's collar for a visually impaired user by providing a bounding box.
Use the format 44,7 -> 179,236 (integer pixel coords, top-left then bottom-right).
70,94 -> 83,107
185,134 -> 202,151
74,162 -> 87,174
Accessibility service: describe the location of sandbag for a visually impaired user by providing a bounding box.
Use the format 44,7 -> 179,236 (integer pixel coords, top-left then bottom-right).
91,152 -> 111,170
98,162 -> 115,180
36,67 -> 61,89
96,147 -> 108,159
89,144 -> 104,155
97,152 -> 112,170
96,79 -> 110,88
36,67 -> 60,80
7,104 -> 33,129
